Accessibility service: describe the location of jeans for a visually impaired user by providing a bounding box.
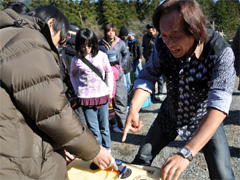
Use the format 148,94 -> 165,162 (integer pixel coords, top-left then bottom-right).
153,75 -> 164,95
157,76 -> 164,94
123,72 -> 131,93
132,119 -> 235,180
74,106 -> 87,127
82,103 -> 111,150
132,60 -> 143,78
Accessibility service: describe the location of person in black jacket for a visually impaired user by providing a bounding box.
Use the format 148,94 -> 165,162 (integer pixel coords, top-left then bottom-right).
143,24 -> 165,101
128,32 -> 143,79
119,26 -> 133,93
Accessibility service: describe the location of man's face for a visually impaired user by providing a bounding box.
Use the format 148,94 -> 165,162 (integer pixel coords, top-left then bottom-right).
129,35 -> 135,40
107,28 -> 116,41
148,28 -> 156,37
123,36 -> 128,40
159,10 -> 195,59
48,18 -> 66,49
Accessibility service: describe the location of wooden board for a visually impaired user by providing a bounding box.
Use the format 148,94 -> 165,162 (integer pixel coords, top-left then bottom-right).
67,158 -> 161,180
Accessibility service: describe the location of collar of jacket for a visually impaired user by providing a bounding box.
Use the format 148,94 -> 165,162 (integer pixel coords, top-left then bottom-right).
200,28 -> 230,59
102,36 -> 120,49
129,38 -> 136,44
147,33 -> 156,39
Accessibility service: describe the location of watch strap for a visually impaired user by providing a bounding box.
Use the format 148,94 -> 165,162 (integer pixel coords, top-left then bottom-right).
177,147 -> 193,161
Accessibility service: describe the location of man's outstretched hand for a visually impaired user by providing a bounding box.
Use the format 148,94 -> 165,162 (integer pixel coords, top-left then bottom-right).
122,108 -> 144,142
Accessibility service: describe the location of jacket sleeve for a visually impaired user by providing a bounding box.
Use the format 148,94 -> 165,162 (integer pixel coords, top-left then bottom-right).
207,47 -> 236,114
120,40 -> 130,67
2,29 -> 100,161
137,40 -> 143,59
103,53 -> 114,96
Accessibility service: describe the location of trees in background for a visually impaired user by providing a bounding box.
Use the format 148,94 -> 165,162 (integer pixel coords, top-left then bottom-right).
214,0 -> 240,40
1,0 -> 239,41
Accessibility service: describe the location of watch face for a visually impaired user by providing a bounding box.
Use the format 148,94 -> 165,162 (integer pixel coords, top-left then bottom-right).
181,147 -> 190,157
179,147 -> 193,161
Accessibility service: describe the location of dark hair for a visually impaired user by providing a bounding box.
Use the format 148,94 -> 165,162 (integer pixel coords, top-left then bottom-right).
75,28 -> 99,58
104,24 -> 117,38
152,0 -> 207,44
146,24 -> 155,30
119,26 -> 128,38
110,60 -> 119,66
6,2 -> 30,15
27,5 -> 69,40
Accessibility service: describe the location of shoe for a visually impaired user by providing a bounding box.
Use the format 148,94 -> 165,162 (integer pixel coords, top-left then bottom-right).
112,123 -> 123,133
90,162 -> 99,170
156,94 -> 165,101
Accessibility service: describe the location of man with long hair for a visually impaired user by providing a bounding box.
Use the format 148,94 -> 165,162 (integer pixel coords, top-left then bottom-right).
122,0 -> 235,179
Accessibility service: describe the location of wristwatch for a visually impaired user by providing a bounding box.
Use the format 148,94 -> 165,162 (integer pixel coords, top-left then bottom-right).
177,147 -> 193,161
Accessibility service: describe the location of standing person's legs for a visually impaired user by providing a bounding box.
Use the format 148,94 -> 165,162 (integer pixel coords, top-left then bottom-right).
123,73 -> 131,93
123,74 -> 127,92
202,123 -> 235,180
136,61 -> 143,76
98,103 -> 111,150
157,76 -> 164,94
156,76 -> 165,101
132,118 -> 175,165
126,72 -> 131,92
113,89 -> 128,130
82,106 -> 102,146
132,61 -> 138,78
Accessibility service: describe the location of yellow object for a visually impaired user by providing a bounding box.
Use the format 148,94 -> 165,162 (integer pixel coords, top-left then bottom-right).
67,158 -> 161,180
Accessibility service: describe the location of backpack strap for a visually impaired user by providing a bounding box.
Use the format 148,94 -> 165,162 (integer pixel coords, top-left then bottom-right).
81,57 -> 104,81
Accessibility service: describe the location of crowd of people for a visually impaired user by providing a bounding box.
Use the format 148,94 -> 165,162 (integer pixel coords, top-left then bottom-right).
1,1 -> 239,180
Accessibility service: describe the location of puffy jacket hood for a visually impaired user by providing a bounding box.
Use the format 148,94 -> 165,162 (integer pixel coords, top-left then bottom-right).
0,8 -> 41,29
0,8 -> 58,57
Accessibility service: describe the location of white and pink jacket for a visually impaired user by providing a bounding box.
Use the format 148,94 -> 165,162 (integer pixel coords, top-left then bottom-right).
70,51 -> 113,107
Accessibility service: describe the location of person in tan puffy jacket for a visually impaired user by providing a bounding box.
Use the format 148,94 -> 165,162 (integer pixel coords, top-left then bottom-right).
0,5 -> 117,179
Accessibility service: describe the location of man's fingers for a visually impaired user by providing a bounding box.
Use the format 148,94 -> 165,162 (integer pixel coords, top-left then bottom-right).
137,121 -> 144,130
172,169 -> 181,180
122,120 -> 144,142
161,159 -> 171,180
122,126 -> 129,142
166,167 -> 175,180
112,162 -> 118,170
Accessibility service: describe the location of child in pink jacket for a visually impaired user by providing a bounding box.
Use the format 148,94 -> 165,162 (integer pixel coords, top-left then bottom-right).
106,50 -> 128,132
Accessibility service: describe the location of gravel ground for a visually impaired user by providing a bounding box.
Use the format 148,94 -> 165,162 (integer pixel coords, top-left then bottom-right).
110,76 -> 240,180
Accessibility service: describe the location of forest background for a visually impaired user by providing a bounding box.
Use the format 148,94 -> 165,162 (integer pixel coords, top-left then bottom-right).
1,0 -> 240,42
